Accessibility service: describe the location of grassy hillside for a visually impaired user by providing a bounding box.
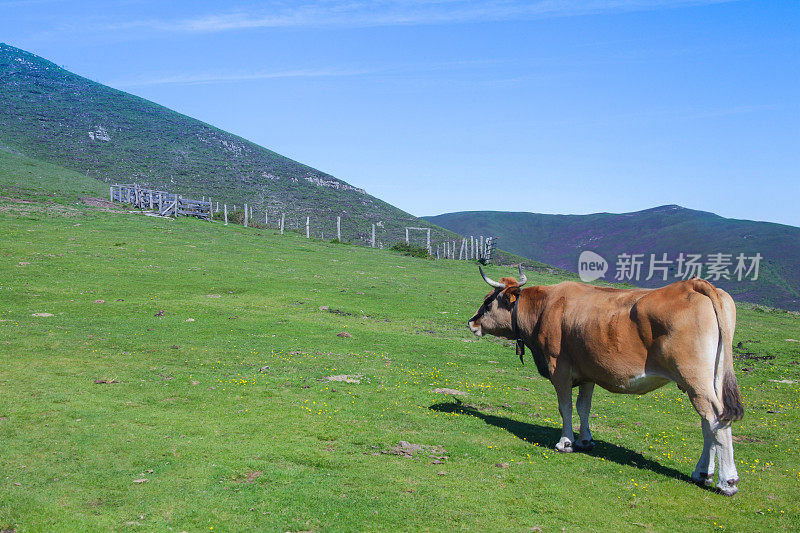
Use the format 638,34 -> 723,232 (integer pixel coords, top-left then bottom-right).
425,206 -> 800,311
2,153 -> 799,531
0,43 -> 458,246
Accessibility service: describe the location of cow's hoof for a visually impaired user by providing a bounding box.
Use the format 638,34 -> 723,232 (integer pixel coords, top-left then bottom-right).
555,439 -> 573,453
574,439 -> 595,451
691,471 -> 714,487
717,478 -> 739,496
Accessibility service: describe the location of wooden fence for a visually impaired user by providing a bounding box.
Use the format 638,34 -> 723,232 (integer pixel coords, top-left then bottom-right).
110,184 -> 498,261
110,184 -> 212,220
434,236 -> 496,262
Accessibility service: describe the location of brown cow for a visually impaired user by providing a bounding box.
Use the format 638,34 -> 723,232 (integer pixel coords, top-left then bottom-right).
468,266 -> 744,495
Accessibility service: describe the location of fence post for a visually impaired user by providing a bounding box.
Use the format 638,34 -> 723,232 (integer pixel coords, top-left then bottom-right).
306,217 -> 310,238
224,204 -> 228,225
280,213 -> 285,235
371,224 -> 376,247
244,204 -> 248,227
405,228 -> 409,244
337,216 -> 341,241
427,229 -> 431,254
265,212 -> 268,225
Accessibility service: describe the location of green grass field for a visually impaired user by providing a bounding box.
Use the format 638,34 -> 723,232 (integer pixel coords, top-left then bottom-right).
1,156 -> 799,531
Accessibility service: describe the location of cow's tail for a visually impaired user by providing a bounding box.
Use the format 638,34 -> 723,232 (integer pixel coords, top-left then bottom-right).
691,279 -> 743,422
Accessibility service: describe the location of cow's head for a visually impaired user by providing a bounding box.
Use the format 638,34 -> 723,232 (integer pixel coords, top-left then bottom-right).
468,265 -> 527,338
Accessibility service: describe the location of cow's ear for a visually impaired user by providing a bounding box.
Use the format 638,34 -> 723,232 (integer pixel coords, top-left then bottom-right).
502,286 -> 520,304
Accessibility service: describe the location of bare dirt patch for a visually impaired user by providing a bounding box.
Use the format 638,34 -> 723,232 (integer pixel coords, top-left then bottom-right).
0,195 -> 34,204
734,352 -> 775,361
732,435 -> 764,443
432,388 -> 466,396
0,201 -> 81,217
233,471 -> 263,484
381,441 -> 447,460
81,197 -> 118,209
326,374 -> 362,383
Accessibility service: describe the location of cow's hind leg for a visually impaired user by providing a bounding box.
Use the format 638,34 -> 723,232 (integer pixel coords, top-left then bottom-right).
689,391 -> 739,495
691,418 -> 716,487
573,382 -> 595,451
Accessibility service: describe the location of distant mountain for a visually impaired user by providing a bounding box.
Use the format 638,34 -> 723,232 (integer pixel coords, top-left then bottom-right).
0,43 -> 455,245
425,205 -> 800,311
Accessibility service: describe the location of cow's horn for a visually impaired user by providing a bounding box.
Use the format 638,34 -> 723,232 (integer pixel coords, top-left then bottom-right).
517,264 -> 527,287
479,266 -> 506,289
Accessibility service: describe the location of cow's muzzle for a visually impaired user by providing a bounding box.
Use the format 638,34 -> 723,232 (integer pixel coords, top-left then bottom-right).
467,320 -> 483,337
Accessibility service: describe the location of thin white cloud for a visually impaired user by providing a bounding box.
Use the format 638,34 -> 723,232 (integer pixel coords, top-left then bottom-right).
110,66 -> 379,88
104,0 -> 740,34
108,57 -> 511,88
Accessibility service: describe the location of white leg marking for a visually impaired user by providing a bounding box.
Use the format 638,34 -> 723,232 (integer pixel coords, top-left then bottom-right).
555,386 -> 574,453
692,419 -> 716,487
712,420 -> 739,496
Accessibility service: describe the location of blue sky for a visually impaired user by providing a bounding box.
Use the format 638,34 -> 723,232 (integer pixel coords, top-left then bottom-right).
3,0 -> 799,226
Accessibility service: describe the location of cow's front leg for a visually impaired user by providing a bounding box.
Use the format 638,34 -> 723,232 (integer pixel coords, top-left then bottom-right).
554,381 -> 574,453
574,382 -> 595,451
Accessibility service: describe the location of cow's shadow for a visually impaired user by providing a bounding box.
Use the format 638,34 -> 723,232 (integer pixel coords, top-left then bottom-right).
429,400 -> 696,485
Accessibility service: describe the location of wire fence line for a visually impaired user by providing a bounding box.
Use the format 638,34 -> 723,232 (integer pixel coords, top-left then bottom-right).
110,183 -> 496,261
